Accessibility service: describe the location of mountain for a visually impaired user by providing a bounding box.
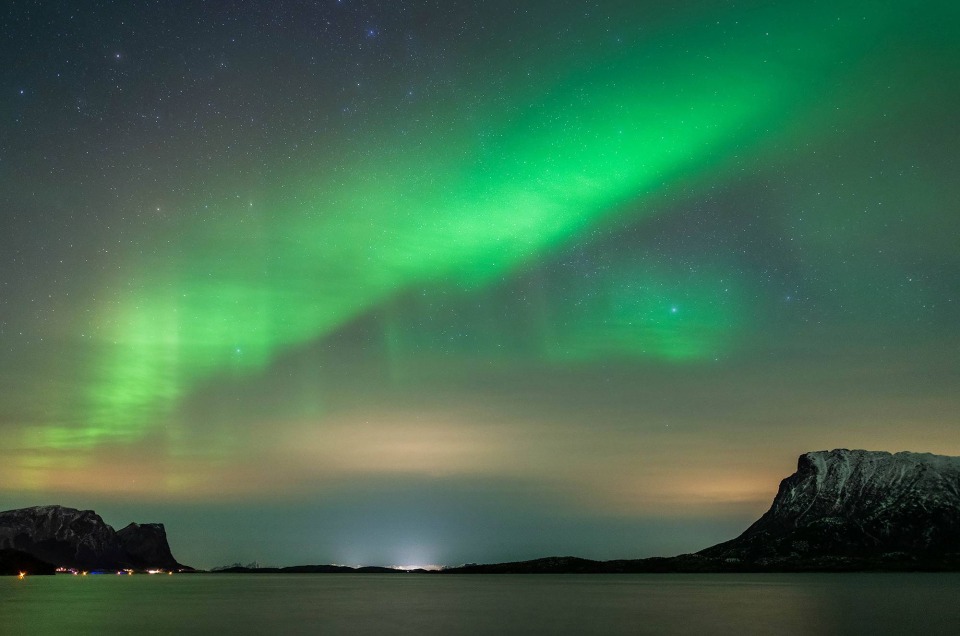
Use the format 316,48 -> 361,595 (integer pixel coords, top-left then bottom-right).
699,449 -> 960,565
117,522 -> 184,570
0,505 -> 191,572
445,449 -> 960,573
7,450 -> 957,575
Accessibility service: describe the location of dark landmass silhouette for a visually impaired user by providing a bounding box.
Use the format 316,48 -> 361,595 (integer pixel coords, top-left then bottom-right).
5,450 -> 960,575
445,450 -> 960,573
444,450 -> 960,573
0,505 -> 192,574
213,564 -> 423,574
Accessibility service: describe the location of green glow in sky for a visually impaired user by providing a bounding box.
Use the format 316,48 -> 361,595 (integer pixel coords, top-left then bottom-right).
26,0 -> 910,450
547,259 -> 749,363
2,0 -> 959,567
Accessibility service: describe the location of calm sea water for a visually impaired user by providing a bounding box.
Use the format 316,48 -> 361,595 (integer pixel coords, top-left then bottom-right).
3,573 -> 959,635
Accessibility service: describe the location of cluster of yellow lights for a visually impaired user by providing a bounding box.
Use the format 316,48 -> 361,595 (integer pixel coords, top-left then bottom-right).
52,566 -> 173,576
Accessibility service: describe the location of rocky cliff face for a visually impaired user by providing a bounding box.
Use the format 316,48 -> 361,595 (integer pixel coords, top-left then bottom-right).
700,449 -> 960,562
117,522 -> 182,570
0,505 -> 189,571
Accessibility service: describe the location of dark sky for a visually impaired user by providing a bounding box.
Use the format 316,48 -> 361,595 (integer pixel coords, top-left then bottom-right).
1,0 -> 958,569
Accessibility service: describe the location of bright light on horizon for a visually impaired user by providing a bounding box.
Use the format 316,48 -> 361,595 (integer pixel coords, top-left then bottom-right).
392,564 -> 444,572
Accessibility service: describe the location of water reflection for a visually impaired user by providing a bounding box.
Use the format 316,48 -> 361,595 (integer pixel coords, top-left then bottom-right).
4,573 -> 958,635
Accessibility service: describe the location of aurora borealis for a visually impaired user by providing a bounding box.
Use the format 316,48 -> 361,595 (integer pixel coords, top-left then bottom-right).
1,0 -> 958,568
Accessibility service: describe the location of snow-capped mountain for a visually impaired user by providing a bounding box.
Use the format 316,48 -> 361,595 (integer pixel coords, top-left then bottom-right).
700,449 -> 960,562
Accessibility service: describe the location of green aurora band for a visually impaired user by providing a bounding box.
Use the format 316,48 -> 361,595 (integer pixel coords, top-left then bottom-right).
25,0 -> 949,452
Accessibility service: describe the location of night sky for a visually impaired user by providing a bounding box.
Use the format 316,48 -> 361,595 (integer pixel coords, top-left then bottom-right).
1,0 -> 958,569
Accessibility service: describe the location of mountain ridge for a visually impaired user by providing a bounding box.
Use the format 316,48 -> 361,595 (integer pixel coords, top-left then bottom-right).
445,449 -> 960,573
0,504 -> 191,572
699,449 -> 960,563
4,449 -> 959,574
